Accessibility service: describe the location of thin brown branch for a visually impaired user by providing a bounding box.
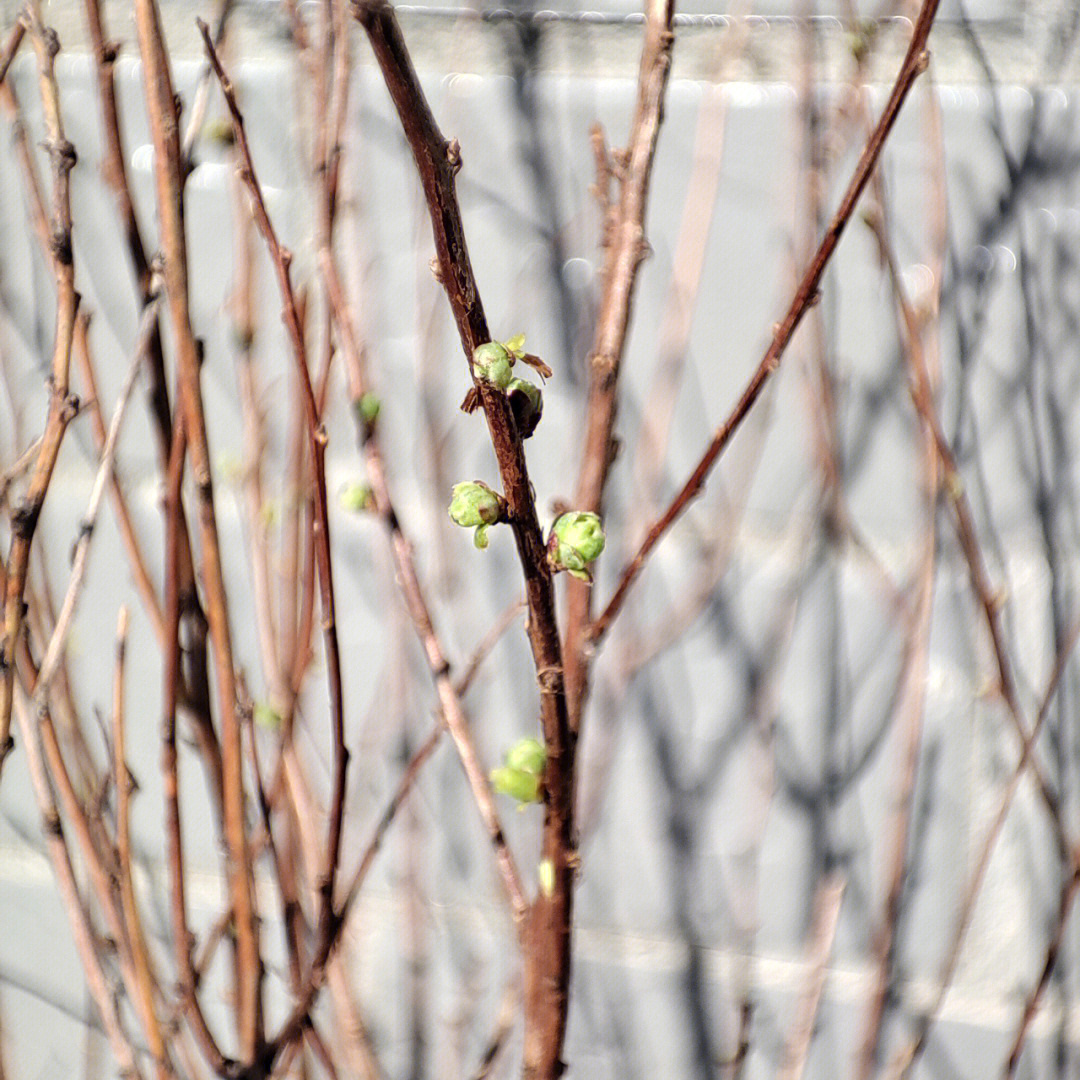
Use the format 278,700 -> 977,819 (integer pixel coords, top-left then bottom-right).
1001,861 -> 1080,1079
777,874 -> 846,1080
349,5 -> 574,1074
72,311 -> 165,643
198,30 -> 359,1071
134,0 -> 261,1054
84,0 -> 224,816
342,597 -> 526,914
35,307 -> 153,696
864,211 -> 1068,858
0,5 -> 81,783
589,0 -> 943,647
563,0 -> 676,725
0,14 -> 25,88
886,615 -> 1080,1080
320,248 -> 527,925
12,694 -> 143,1079
161,415 -> 234,1077
112,605 -> 173,1079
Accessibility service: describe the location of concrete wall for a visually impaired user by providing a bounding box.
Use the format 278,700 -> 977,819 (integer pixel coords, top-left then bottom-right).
1,2 -> 1079,1078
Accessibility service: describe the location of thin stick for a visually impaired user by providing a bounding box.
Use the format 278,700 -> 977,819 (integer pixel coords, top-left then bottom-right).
160,415 -> 233,1076
199,18 -> 350,970
35,302 -> 157,697
0,4 -> 81,782
0,15 -> 25,90
72,312 -> 165,643
777,874 -> 846,1080
886,617 -> 1080,1079
134,0 -> 261,1052
563,0 -> 676,724
589,0 -> 943,647
12,695 -> 143,1079
1001,862 -> 1080,1079
342,597 -> 525,912
320,248 -> 527,923
112,605 -> 173,1079
84,0 -> 225,815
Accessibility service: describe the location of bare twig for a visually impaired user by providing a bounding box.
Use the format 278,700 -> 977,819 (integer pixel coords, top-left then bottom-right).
320,247 -> 527,924
35,301 -> 156,697
1001,861 -> 1080,1078
589,0 -> 943,647
134,0 -> 261,1054
777,874 -> 846,1080
72,312 -> 165,643
12,695 -> 143,1079
562,0 -> 676,724
0,4 -> 81,782
0,15 -> 25,89
112,605 -> 173,1079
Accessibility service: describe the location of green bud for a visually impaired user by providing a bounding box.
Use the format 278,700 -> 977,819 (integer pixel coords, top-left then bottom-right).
340,483 -> 376,513
259,499 -> 280,528
472,342 -> 514,390
491,737 -> 546,805
448,481 -> 502,528
253,702 -> 282,730
505,737 -> 546,775
474,524 -> 491,550
357,392 -> 381,426
548,511 -> 605,581
506,377 -> 543,438
491,766 -> 542,804
205,116 -> 236,146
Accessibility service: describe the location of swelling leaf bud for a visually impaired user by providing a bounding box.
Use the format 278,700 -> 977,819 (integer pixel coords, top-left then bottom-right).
506,737 -> 546,775
340,483 -> 376,513
491,737 -> 546,805
548,511 -> 605,581
448,481 -> 502,528
356,392 -> 381,426
491,765 -> 542,805
472,341 -> 514,390
507,377 -> 543,438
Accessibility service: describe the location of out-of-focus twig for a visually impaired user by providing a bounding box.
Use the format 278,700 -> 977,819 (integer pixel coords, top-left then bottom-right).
0,4 -> 82,783
112,605 -> 172,1078
35,299 -> 157,698
134,0 -> 260,1056
0,14 -> 25,88
777,874 -> 846,1080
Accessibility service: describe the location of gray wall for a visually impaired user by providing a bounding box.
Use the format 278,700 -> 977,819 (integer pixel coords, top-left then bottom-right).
1,3 -> 1079,1078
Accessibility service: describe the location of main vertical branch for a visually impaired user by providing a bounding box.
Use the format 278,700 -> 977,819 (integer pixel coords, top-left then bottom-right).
351,3 -> 573,1074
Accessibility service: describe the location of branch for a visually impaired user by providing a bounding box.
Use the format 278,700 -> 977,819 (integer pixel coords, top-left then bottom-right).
563,0 -> 676,723
133,0 -> 260,1055
0,4 -> 81,783
589,0 -> 943,647
34,298 -> 157,697
349,4 -> 575,1075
